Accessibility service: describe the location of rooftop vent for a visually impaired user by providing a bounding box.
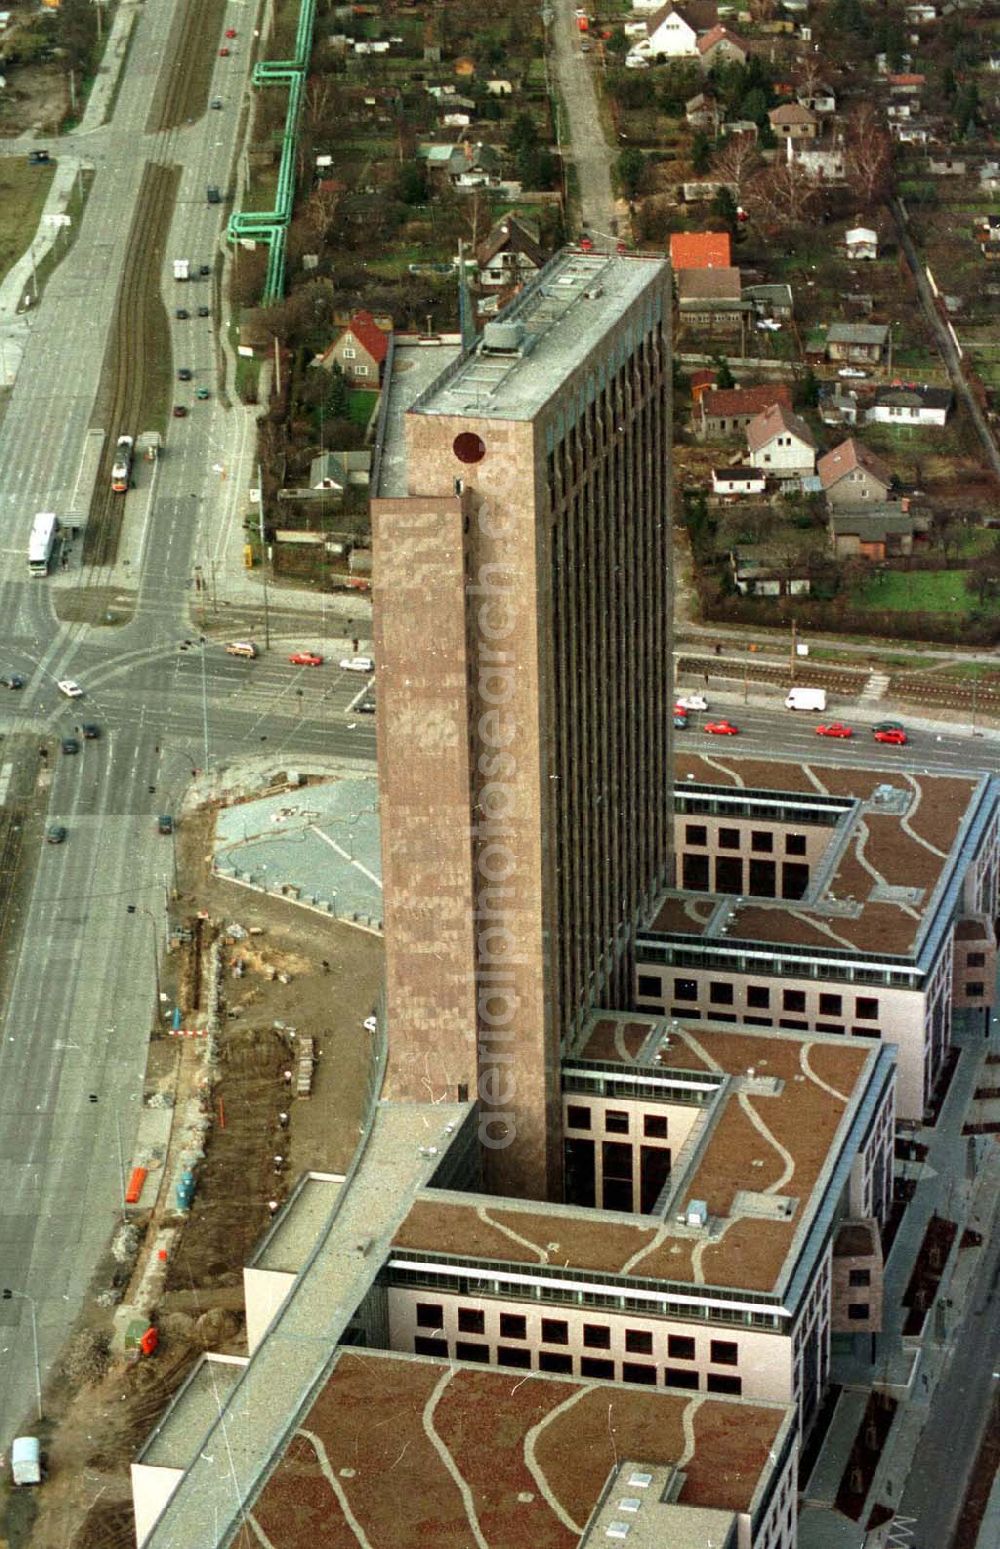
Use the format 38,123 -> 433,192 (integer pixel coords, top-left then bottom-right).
686,1199 -> 708,1228
606,1526 -> 631,1541
628,1472 -> 653,1489
482,320 -> 525,354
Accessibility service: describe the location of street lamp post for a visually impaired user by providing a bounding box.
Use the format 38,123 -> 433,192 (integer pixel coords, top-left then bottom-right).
2,1288 -> 42,1421
126,905 -> 162,1011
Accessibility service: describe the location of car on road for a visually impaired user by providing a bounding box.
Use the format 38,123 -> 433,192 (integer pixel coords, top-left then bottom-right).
175,307 -> 190,320
178,367 -> 192,381
80,723 -> 99,739
874,726 -> 908,745
57,679 -> 83,698
340,655 -> 374,673
705,719 -> 739,736
756,319 -> 782,331
158,814 -> 174,835
673,711 -> 689,729
198,264 -> 211,277
46,824 -> 67,845
676,693 -> 708,711
837,367 -> 868,379
816,722 -> 853,739
0,674 -> 24,689
289,651 -> 323,667
219,46 -> 230,56
225,27 -> 237,37
197,305 -> 210,318
873,721 -> 905,734
61,736 -> 80,755
211,96 -> 223,109
172,405 -> 187,418
195,387 -> 210,400
364,1015 -> 377,1032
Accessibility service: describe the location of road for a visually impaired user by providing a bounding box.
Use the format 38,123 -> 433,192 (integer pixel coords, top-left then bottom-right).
548,3 -> 617,239
890,197 -> 1000,482
0,0 -> 277,1445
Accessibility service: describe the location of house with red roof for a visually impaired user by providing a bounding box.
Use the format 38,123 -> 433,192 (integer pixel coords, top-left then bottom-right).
697,382 -> 792,438
697,24 -> 747,70
669,230 -> 732,271
817,437 -> 894,507
746,402 -> 817,472
319,310 -> 391,386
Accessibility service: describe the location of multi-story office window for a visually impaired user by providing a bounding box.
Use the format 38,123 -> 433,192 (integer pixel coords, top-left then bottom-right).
625,1330 -> 654,1355
719,828 -> 741,850
622,1363 -> 656,1385
848,1269 -> 871,1287
855,997 -> 880,1020
786,834 -> 807,855
498,1347 -> 531,1369
710,982 -> 734,1005
665,1367 -> 699,1389
605,1110 -> 630,1134
566,1105 -> 592,1130
539,1351 -> 573,1373
673,978 -> 698,1001
668,1335 -> 696,1360
458,1308 -> 485,1334
710,1340 -> 739,1365
819,993 -> 843,1017
747,985 -> 770,1008
783,990 -> 806,1013
751,830 -> 774,853
707,1373 -> 742,1395
581,1357 -> 614,1379
500,1313 -> 527,1340
644,1114 -> 668,1139
542,1319 -> 569,1345
456,1342 -> 489,1362
416,1304 -> 444,1329
686,825 -> 708,846
584,1325 -> 612,1349
637,975 -> 661,997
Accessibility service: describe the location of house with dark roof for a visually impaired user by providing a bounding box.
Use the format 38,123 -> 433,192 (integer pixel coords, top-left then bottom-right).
825,322 -> 889,365
817,437 -> 894,506
712,466 -> 766,497
864,385 -> 952,428
676,266 -> 747,330
746,402 -> 818,472
476,216 -> 546,290
318,310 -> 390,386
829,507 -> 916,560
697,382 -> 793,438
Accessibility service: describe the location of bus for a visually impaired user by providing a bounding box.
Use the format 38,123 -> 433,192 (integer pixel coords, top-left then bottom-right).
28,512 -> 59,577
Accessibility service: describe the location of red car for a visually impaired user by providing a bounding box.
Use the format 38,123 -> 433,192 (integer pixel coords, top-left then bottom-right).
816,722 -> 853,739
705,719 -> 739,736
225,27 -> 237,37
874,727 -> 907,746
219,46 -> 230,56
289,651 -> 323,667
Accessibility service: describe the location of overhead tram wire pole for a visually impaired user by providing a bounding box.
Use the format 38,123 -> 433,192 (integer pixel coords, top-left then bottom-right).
126,905 -> 162,1013
2,1288 -> 42,1421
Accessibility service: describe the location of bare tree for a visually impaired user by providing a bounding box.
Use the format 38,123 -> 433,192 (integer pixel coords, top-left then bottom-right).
844,103 -> 893,207
796,52 -> 827,100
747,156 -> 821,228
711,131 -> 763,205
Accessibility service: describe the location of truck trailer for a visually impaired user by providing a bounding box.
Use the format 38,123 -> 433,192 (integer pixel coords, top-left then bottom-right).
173,258 -> 190,281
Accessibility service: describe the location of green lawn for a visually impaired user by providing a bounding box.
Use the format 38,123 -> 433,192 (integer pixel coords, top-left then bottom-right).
851,569 -> 973,615
0,161 -> 55,287
348,389 -> 379,428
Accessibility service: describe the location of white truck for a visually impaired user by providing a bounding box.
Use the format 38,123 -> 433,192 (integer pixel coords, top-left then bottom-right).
785,687 -> 827,712
11,1436 -> 41,1486
172,258 -> 190,281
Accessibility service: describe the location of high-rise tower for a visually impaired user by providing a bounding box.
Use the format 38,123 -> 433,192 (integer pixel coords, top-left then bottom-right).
372,250 -> 673,1199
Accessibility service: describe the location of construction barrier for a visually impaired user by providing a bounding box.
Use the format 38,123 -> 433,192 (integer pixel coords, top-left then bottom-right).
125,1166 -> 148,1205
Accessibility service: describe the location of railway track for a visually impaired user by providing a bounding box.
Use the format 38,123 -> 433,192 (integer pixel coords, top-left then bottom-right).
84,162 -> 179,571
677,653 -> 1000,714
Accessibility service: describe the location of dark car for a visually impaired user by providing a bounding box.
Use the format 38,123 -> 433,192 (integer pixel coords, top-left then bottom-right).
199,264 -> 211,277
175,307 -> 190,320
172,405 -> 187,418
0,674 -> 24,689
61,737 -> 80,755
28,150 -> 51,165
80,722 -> 99,739
158,814 -> 174,835
195,387 -> 210,400
46,824 -> 67,844
197,305 -> 210,318
673,713 -> 689,729
178,367 -> 193,381
210,97 -> 224,110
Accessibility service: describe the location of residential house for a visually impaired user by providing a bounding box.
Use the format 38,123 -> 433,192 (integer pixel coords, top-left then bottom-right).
888,73 -> 925,94
453,142 -> 503,188
712,466 -> 766,497
731,545 -> 813,596
843,227 -> 879,261
676,266 -> 747,330
476,216 -> 546,290
905,2 -> 937,20
721,118 -> 759,140
825,322 -> 888,365
689,367 -> 717,404
417,143 -> 467,179
927,156 -> 967,177
865,385 -> 952,428
642,2 -> 717,59
980,163 -> 1000,196
698,382 -> 793,438
746,402 -> 818,473
308,450 -> 372,496
980,214 -> 1000,245
892,122 -> 931,146
817,437 -> 894,506
697,24 -> 747,70
685,92 -> 720,132
768,103 -> 819,141
485,79 -> 514,96
318,310 -> 390,386
794,143 -> 846,180
829,508 -> 915,560
797,84 -> 836,115
669,230 -> 732,270
819,386 -> 859,428
743,282 -> 794,321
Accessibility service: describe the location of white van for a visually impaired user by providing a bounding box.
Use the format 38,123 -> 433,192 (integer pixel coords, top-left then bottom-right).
785,687 -> 826,712
225,641 -> 258,659
11,1436 -> 41,1486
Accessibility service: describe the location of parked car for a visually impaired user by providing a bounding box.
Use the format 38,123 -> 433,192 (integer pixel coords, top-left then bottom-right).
158,814 -> 174,835
172,405 -> 187,418
705,719 -> 739,736
57,679 -> 83,697
289,651 -> 323,667
364,1015 -> 377,1033
0,674 -> 24,689
210,97 -> 224,109
61,736 -> 80,755
225,26 -> 237,37
80,722 -> 99,739
198,264 -> 211,277
873,721 -> 905,734
219,46 -> 230,56
178,367 -> 192,381
195,387 -> 210,400
175,307 -> 190,319
197,305 -> 210,318
46,824 -> 67,845
676,693 -> 708,711
340,655 -> 374,673
816,722 -> 853,739
673,712 -> 689,729
874,727 -> 907,745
